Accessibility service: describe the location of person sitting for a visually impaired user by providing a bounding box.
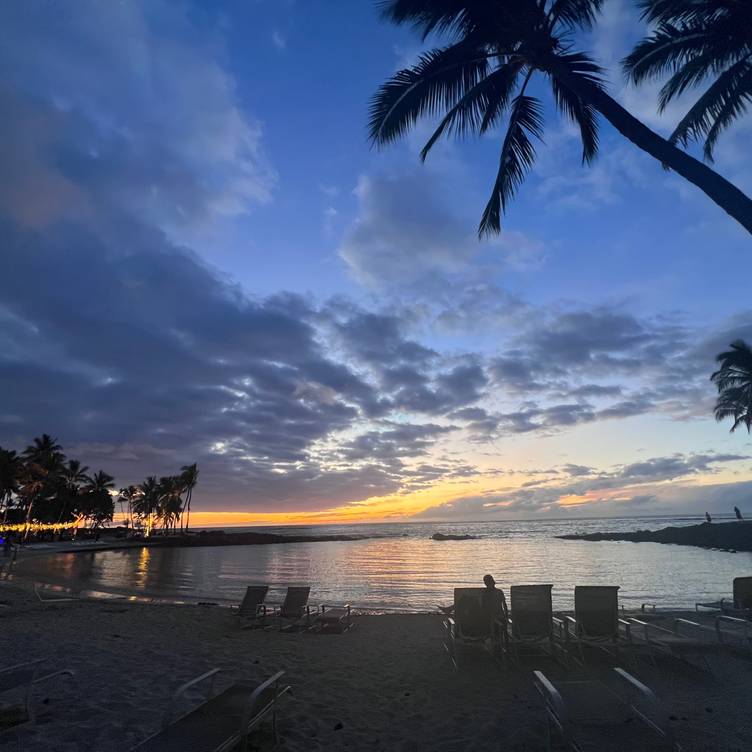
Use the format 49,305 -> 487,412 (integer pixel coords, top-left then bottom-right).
481,574 -> 508,641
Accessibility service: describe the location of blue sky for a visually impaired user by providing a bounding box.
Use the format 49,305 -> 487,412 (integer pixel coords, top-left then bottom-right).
1,1 -> 752,523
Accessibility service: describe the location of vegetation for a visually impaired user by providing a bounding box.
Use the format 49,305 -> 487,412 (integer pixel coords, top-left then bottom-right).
712,340 -> 752,432
0,434 -> 198,538
625,0 -> 752,162
369,0 -> 752,234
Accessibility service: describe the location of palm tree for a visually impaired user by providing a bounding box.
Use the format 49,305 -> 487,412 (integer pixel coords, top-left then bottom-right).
23,434 -> 63,465
624,0 -> 752,162
56,459 -> 90,526
711,340 -> 752,432
179,463 -> 199,534
118,486 -> 139,531
0,448 -> 21,521
369,0 -> 752,234
134,476 -> 161,537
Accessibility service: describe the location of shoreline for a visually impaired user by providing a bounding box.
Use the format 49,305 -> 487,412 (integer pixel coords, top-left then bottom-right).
558,519 -> 752,551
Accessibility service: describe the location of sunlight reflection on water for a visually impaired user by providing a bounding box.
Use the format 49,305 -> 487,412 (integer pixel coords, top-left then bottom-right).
13,518 -> 752,610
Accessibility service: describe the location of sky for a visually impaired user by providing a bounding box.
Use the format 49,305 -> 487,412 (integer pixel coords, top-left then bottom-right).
2,0 -> 752,526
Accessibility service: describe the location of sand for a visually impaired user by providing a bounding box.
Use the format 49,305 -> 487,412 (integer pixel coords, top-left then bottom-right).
1,582 -> 752,751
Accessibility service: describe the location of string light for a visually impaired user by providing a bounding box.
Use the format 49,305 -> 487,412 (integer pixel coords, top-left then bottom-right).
0,520 -> 80,533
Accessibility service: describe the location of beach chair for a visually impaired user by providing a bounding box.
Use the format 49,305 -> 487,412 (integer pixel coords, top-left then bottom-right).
534,667 -> 680,751
0,659 -> 75,729
626,617 -> 718,670
695,576 -> 752,615
562,586 -> 632,666
129,668 -> 290,752
443,588 -> 495,668
275,586 -> 315,632
501,585 -> 562,666
33,583 -> 78,604
315,603 -> 353,633
237,585 -> 269,629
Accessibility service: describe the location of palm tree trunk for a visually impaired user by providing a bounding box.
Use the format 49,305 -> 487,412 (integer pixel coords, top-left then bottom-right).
547,60 -> 752,234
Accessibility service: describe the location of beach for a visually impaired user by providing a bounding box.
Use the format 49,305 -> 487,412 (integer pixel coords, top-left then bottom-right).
3,581 -> 752,751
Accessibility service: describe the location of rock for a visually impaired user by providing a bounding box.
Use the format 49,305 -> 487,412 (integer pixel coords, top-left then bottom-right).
431,533 -> 477,541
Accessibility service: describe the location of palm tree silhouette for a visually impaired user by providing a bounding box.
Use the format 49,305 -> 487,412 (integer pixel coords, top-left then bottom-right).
369,0 -> 752,234
711,340 -> 752,431
0,449 -> 21,522
179,463 -> 199,534
625,0 -> 752,162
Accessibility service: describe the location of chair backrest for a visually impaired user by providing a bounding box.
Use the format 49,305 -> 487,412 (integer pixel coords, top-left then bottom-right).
510,585 -> 553,639
453,588 -> 490,639
280,586 -> 310,618
238,586 -> 269,617
733,577 -> 752,609
574,586 -> 619,638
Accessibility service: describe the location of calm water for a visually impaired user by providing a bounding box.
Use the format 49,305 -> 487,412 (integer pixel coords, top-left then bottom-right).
11,517 -> 751,611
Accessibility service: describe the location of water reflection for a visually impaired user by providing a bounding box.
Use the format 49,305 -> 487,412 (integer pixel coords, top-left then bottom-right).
12,518 -> 752,610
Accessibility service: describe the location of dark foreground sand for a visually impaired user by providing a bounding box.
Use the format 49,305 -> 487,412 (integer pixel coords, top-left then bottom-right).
2,583 -> 752,751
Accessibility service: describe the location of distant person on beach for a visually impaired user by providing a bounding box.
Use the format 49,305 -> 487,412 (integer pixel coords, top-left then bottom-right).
735,506 -> 744,521
705,512 -> 712,523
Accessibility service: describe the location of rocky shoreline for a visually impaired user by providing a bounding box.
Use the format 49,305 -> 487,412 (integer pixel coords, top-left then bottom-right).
558,520 -> 752,552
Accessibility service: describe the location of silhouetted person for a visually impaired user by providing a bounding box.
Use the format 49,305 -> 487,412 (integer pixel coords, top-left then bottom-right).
481,574 -> 508,636
735,506 -> 744,521
705,512 -> 712,523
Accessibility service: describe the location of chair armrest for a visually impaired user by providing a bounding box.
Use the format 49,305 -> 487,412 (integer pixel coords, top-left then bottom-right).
240,671 -> 287,732
716,614 -> 752,644
33,668 -> 75,685
673,618 -> 714,641
613,667 -> 659,720
164,668 -> 222,728
533,671 -> 569,728
618,618 -> 632,641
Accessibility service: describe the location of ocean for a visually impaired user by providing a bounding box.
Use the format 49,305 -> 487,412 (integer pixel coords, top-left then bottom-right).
11,516 -> 750,611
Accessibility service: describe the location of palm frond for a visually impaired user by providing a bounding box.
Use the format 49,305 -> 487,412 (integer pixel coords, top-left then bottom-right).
368,43 -> 489,146
702,64 -> 752,159
638,0 -> 735,26
549,0 -> 605,30
479,92 -> 543,237
548,52 -> 604,164
379,0 -> 492,41
420,59 -> 525,159
669,57 -> 752,155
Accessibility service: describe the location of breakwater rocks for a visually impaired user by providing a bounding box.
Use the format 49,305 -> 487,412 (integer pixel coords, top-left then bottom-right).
154,530 -> 375,547
558,520 -> 752,552
431,533 -> 477,541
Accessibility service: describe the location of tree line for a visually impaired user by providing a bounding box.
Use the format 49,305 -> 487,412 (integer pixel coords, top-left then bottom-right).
0,434 -> 198,537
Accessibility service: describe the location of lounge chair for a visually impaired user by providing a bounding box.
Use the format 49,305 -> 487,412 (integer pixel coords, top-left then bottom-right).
129,668 -> 290,752
0,659 -> 75,728
626,617 -> 718,670
534,667 -> 681,751
237,585 -> 269,629
562,586 -> 632,666
33,583 -> 78,604
275,586 -> 315,632
501,585 -> 562,665
443,588 -> 496,668
315,604 -> 353,633
695,576 -> 752,615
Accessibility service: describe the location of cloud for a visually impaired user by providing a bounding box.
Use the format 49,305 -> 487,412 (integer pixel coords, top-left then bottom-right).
414,451 -> 750,520
0,0 -> 275,239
